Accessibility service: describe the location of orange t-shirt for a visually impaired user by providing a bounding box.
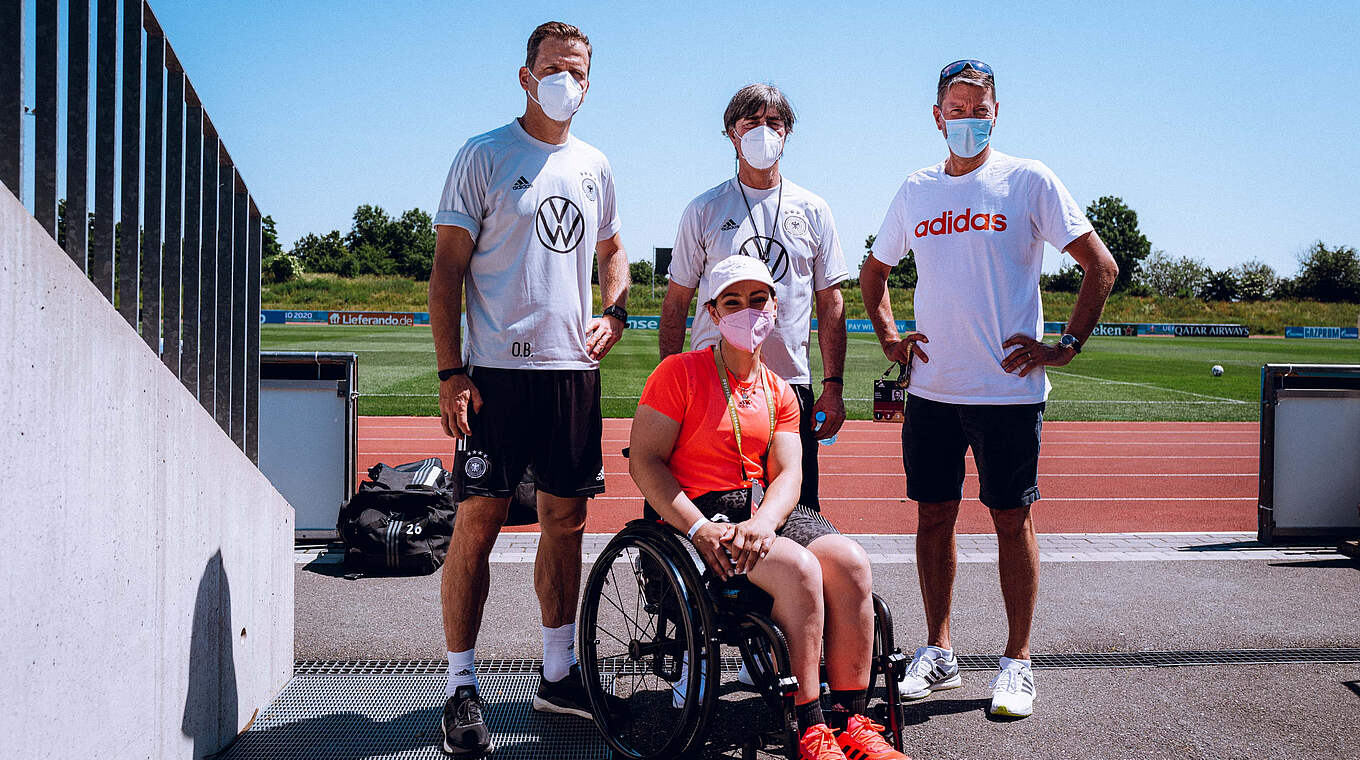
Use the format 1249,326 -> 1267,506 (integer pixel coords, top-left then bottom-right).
638,347 -> 800,500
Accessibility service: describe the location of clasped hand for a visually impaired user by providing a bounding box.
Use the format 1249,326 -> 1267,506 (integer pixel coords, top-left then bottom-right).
691,517 -> 776,580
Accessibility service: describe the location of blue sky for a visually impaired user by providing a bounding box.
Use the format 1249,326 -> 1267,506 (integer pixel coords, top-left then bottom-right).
23,0 -> 1360,276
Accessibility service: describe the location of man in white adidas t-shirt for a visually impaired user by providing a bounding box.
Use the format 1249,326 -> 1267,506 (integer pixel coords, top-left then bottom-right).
860,60 -> 1118,719
661,83 -> 850,519
428,21 -> 630,755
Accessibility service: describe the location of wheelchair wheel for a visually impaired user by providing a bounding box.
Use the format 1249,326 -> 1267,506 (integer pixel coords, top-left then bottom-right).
868,592 -> 906,752
579,522 -> 717,759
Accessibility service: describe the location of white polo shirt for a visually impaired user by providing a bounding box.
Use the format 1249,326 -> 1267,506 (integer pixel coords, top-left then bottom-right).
435,119 -> 622,370
872,150 -> 1092,404
669,177 -> 848,384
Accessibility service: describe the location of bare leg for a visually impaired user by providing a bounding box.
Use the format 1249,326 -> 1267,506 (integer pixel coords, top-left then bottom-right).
442,496 -> 511,651
807,535 -> 873,691
535,492 -> 588,628
916,499 -> 961,650
747,537 -> 825,705
990,505 -> 1038,660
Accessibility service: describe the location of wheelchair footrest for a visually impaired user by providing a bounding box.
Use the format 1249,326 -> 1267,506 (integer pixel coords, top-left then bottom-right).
775,675 -> 799,698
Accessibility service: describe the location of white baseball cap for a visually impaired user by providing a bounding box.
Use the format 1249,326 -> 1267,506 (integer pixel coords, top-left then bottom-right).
708,256 -> 776,299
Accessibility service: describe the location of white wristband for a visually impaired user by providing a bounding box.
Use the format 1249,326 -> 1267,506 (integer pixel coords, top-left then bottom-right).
686,517 -> 710,540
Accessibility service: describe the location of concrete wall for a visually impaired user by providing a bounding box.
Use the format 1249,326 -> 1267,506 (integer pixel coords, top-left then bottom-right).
0,187 -> 294,758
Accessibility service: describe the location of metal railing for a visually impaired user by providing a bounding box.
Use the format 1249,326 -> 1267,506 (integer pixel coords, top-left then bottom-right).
2,0 -> 262,463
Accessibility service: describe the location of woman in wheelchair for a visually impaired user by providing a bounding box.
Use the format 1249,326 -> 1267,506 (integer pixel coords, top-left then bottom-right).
627,256 -> 908,760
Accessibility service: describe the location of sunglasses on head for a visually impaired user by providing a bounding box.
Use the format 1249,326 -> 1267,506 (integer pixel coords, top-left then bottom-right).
938,59 -> 993,84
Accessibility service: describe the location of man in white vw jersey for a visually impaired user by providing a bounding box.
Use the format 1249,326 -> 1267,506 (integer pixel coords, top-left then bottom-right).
661,83 -> 850,524
428,21 -> 629,756
860,60 -> 1118,719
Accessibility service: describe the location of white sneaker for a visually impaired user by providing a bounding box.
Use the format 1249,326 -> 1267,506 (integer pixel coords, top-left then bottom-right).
736,660 -> 755,687
988,659 -> 1035,717
898,645 -> 962,700
672,652 -> 708,709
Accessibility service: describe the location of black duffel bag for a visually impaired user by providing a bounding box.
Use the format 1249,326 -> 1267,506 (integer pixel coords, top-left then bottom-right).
338,459 -> 456,576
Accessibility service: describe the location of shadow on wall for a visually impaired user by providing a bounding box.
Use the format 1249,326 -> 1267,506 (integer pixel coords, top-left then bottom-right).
182,550 -> 239,759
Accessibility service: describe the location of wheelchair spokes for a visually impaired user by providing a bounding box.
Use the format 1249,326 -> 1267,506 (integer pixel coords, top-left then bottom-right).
580,532 -> 714,759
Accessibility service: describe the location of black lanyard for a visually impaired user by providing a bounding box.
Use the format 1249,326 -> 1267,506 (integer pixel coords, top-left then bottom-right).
713,344 -> 776,486
737,178 -> 783,247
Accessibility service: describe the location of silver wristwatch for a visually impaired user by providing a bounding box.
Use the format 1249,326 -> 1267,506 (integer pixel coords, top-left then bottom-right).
1058,334 -> 1082,354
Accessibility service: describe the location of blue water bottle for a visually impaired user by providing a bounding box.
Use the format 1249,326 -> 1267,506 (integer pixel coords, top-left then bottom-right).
814,411 -> 837,446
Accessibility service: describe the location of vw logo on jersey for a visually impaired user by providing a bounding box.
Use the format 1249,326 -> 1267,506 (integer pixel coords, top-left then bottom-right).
738,236 -> 790,282
536,196 -> 585,253
581,176 -> 599,202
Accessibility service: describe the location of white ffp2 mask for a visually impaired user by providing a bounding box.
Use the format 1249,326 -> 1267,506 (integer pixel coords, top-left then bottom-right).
739,126 -> 784,170
528,71 -> 584,122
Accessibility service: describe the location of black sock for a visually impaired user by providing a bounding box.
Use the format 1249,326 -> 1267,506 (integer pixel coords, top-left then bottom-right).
825,688 -> 868,730
795,698 -> 825,734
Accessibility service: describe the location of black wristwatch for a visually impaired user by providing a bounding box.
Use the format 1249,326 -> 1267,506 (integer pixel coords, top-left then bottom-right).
603,304 -> 628,325
437,366 -> 467,382
1058,334 -> 1083,354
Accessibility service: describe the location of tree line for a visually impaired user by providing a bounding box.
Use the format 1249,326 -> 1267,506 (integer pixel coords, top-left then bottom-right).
264,199 -> 1359,303
852,196 -> 1359,303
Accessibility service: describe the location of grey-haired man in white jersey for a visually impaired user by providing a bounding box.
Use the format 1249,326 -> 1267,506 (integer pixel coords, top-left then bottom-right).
428,21 -> 629,756
661,83 -> 850,517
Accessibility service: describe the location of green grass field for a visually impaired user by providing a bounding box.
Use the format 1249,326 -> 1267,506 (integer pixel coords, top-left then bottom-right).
260,325 -> 1358,421
263,274 -> 1360,336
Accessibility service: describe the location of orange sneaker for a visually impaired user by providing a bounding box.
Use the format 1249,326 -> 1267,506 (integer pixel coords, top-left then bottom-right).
837,715 -> 910,760
799,723 -> 850,760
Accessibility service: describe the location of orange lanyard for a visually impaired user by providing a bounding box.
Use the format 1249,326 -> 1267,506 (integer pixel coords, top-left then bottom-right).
713,344 -> 775,486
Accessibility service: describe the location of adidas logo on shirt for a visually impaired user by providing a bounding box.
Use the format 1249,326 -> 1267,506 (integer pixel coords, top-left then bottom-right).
913,207 -> 1006,237
511,176 -> 533,191
720,218 -> 739,231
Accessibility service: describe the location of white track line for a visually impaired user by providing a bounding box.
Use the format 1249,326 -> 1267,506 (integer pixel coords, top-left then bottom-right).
1046,368 -> 1249,403
588,496 -> 1255,502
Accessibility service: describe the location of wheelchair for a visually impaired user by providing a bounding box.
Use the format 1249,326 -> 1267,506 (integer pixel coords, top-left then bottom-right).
577,514 -> 909,759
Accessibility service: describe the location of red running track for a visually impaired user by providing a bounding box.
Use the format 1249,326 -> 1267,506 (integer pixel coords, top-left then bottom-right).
357,418 -> 1259,534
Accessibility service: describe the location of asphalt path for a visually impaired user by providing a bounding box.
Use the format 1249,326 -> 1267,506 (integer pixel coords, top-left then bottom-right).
294,557 -> 1360,759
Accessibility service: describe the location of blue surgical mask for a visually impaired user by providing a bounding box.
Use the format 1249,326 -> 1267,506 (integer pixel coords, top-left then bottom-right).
944,117 -> 993,158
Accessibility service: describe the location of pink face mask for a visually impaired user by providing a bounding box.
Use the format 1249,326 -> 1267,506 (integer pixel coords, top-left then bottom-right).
717,307 -> 776,352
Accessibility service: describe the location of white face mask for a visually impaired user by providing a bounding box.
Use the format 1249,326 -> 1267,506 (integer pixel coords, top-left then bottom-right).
528,70 -> 584,122
738,125 -> 784,170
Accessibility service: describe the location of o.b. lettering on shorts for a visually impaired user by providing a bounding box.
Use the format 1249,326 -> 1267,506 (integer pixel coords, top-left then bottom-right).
464,451 -> 491,481
738,235 -> 790,282
536,196 -> 585,253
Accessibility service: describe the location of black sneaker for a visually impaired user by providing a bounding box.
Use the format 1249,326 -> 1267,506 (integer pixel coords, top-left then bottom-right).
531,664 -> 629,722
442,685 -> 494,757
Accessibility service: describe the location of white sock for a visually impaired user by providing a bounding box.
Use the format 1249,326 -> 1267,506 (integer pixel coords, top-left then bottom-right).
926,645 -> 954,660
999,655 -> 1031,671
446,649 -> 477,696
542,623 -> 577,682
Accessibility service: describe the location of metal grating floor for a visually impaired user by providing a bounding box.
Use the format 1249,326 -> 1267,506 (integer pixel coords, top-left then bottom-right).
217,674 -> 608,760
295,647 -> 1360,677
959,647 -> 1360,669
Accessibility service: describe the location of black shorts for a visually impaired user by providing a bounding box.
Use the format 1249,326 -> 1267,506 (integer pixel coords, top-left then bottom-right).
902,393 -> 1044,511
455,367 -> 605,500
690,489 -> 840,548
791,384 -> 821,511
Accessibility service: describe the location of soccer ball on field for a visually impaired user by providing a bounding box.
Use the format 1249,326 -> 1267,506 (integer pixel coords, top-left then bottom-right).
1211,365 -> 1224,377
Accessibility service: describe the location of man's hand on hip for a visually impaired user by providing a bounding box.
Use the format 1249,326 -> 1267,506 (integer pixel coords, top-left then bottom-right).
586,316 -> 624,360
1001,334 -> 1074,377
439,374 -> 483,440
811,383 -> 846,440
